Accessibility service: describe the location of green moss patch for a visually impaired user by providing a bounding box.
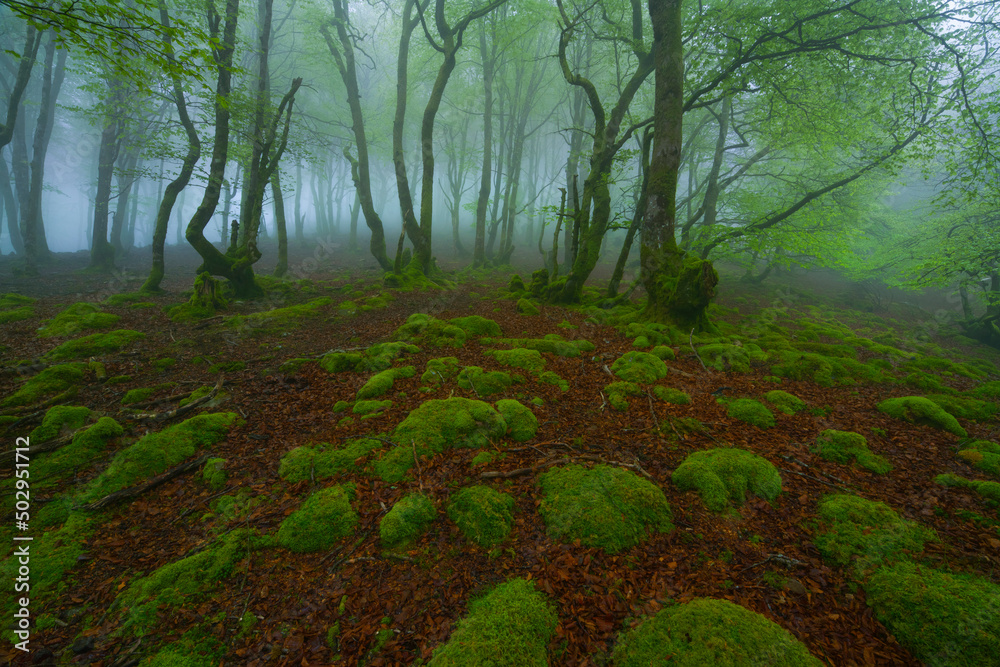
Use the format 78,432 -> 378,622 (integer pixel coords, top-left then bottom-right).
320,342 -> 419,374
770,350 -> 892,387
393,313 -> 468,347
486,348 -> 545,372
201,458 -> 227,490
29,405 -> 91,442
538,371 -> 569,391
516,297 -> 540,315
353,399 -> 392,416
698,343 -> 765,373
30,417 -> 123,493
80,413 -> 237,502
278,439 -> 382,483
813,430 -> 891,474
44,329 -> 145,361
672,448 -> 781,512
457,366 -> 514,396
0,292 -> 34,310
605,381 -> 642,411
449,315 -> 502,337
764,390 -> 806,415
427,578 -> 557,666
623,322 -> 683,347
225,297 -> 331,330
814,494 -> 936,570
480,334 -> 595,358
652,385 -> 689,404
538,463 -> 673,554
277,484 -> 357,553
722,398 -> 776,429
956,441 -> 1000,478
356,366 -> 415,400
649,345 -> 675,361
876,396 -> 968,437
421,356 -> 462,385
494,399 -> 538,441
380,493 -> 436,549
0,306 -> 33,323
611,351 -> 668,384
37,302 -> 119,337
926,393 -> 998,421
864,561 -> 1000,666
936,473 -> 1000,503
2,363 -> 85,407
610,597 -> 824,666
446,485 -> 515,548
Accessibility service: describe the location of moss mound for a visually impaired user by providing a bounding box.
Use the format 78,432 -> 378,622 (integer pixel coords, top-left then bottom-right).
427,578 -> 557,666
319,342 -> 419,374
201,458 -> 227,490
605,381 -> 642,411
481,334 -> 595,357
494,399 -> 538,441
516,297 -> 540,315
38,302 -> 119,337
457,366 -> 514,396
277,484 -> 357,553
814,494 -> 936,570
31,417 -> 123,494
0,292 -> 34,310
652,385 -> 690,404
813,430 -> 892,474
538,464 -> 674,554
421,356 -> 462,385
278,438 -> 382,483
876,396 -> 968,437
649,345 -> 676,360
449,315 -> 502,337
393,313 -> 468,347
29,405 -> 91,442
610,351 -> 668,384
671,448 -> 781,512
225,297 -> 331,330
610,597 -> 824,666
374,398 -> 507,482
865,561 -> 1000,666
44,329 -> 145,361
764,389 -> 806,415
722,397 -> 776,429
446,485 -> 515,548
926,393 -> 998,421
2,363 -> 85,407
956,441 -> 1000,478
936,473 -> 1000,503
380,493 -> 436,549
770,350 -> 892,386
80,413 -> 238,502
538,370 -> 569,391
356,365 -> 415,400
0,305 -> 33,323
486,348 -> 545,372
697,343 -> 765,373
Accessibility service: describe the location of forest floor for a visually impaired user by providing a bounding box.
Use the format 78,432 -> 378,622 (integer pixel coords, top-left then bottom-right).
1,241 -> 999,666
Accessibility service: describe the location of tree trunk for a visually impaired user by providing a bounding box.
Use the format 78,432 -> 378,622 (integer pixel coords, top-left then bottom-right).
110,146 -> 138,255
294,157 -> 303,243
89,78 -> 123,273
0,26 -> 41,150
0,150 -> 24,254
271,170 -> 288,276
608,129 -> 652,297
473,20 -> 494,268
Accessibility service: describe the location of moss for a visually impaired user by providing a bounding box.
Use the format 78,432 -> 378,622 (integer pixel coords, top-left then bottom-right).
427,578 -> 556,667
353,399 -> 392,415
421,356 -> 461,385
356,365 -> 415,400
179,385 -> 213,407
116,529 -> 263,636
764,390 -> 806,415
956,449 -> 1000,477
201,458 -> 227,490
225,297 -> 331,330
494,399 -> 538,441
207,360 -> 246,374
610,597 -> 824,666
28,417 -> 123,492
0,306 -> 33,323
277,484 -> 357,553
481,335 -> 595,357
450,315 -> 501,337
457,366 -> 514,396
877,396 -> 968,437
471,450 -> 504,467
538,463 -> 673,554
813,430 -> 892,474
37,302 -> 120,337
393,313 -> 467,347
374,398 -> 507,482
814,494 -> 936,570
486,348 -> 545,372
723,398 -> 776,429
507,274 -> 526,293
623,322 -> 682,347
671,448 -> 782,512
652,386 -> 690,404
29,405 -> 91,442
121,387 -> 156,405
0,292 -> 34,309
152,358 -> 176,372
611,351 -> 668,384
538,371 -> 569,391
516,298 -> 540,315
44,329 -> 145,361
1,362 -> 85,407
80,413 -> 238,502
903,370 -> 950,393
380,493 -> 436,549
319,351 -> 363,373
698,343 -> 765,373
971,380 -> 1000,401
605,381 -> 642,411
649,345 -> 675,361
936,473 -> 1000,503
771,350 -> 892,387
864,561 -> 1000,666
360,342 -> 420,372
278,439 -> 382,483
926,393 -> 998,421
446,485 -> 515,548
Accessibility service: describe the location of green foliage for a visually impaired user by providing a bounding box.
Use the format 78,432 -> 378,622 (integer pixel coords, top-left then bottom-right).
865,561 -> 1000,667
446,485 -> 515,548
277,485 -> 357,553
605,381 -> 642,411
353,400 -> 392,416
723,398 -> 776,429
652,386 -> 690,404
672,448 -> 782,511
876,396 -> 968,437
44,329 -> 145,361
814,495 -> 936,570
763,390 -> 806,415
37,302 -> 119,337
278,439 -> 382,482
426,578 -> 557,666
813,430 -> 892,474
610,598 -> 824,666
356,366 -> 415,400
1,363 -> 85,407
538,464 -> 673,554
380,493 -> 436,549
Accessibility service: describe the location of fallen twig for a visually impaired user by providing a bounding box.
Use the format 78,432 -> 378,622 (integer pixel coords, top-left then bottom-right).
0,386 -> 78,417
778,467 -> 853,492
130,375 -> 225,422
81,453 -> 214,511
690,328 -> 707,371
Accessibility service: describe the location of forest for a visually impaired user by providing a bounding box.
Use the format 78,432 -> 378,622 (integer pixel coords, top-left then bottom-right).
1,0 -> 1000,665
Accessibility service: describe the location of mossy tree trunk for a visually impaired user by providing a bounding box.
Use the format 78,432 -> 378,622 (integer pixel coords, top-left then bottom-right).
472,20 -> 494,268
271,170 -> 288,277
607,127 -> 652,298
641,0 -> 718,332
